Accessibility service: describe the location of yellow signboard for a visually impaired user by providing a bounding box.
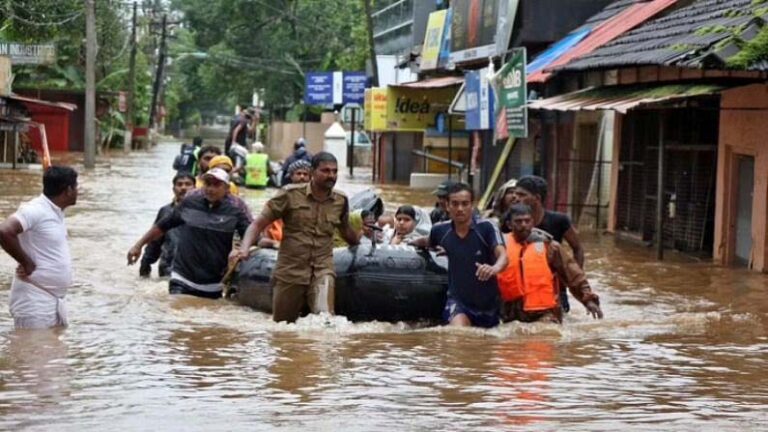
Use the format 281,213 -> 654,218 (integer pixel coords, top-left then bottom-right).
385,86 -> 456,132
421,10 -> 448,71
364,88 -> 388,131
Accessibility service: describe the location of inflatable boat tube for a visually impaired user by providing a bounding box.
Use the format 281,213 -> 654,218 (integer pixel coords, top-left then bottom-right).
348,188 -> 384,219
233,243 -> 448,323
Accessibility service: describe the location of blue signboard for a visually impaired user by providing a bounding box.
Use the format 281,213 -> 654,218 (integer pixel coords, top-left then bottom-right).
342,72 -> 367,104
304,72 -> 334,105
465,69 -> 494,130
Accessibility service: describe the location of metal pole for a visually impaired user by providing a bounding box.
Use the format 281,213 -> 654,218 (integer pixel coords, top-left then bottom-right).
448,114 -> 453,180
372,132 -> 377,181
349,108 -> 355,177
12,131 -> 18,170
596,139 -> 603,231
125,1 -> 137,153
302,104 -> 307,137
656,113 -> 666,261
149,14 -> 167,130
84,0 -> 97,168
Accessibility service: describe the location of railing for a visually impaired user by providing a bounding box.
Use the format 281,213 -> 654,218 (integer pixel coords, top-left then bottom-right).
411,149 -> 466,179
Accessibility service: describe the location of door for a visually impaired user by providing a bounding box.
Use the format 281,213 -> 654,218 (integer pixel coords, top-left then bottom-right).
735,155 -> 754,266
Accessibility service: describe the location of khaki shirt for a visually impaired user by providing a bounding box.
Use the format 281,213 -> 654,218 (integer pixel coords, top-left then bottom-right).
261,183 -> 349,284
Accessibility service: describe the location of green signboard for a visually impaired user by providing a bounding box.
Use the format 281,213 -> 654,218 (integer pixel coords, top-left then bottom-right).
498,48 -> 527,138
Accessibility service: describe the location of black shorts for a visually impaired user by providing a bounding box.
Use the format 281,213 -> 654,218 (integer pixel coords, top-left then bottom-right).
168,279 -> 222,299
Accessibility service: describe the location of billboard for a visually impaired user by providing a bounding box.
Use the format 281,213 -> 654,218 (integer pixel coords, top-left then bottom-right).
364,88 -> 388,132
385,86 -> 457,132
450,0 -> 520,64
421,10 -> 448,71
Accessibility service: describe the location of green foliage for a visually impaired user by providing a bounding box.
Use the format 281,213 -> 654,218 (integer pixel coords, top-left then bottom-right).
727,24 -> 768,69
165,0 -> 370,125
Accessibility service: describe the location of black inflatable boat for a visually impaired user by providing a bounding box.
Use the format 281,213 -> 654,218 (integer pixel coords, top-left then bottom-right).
233,243 -> 449,323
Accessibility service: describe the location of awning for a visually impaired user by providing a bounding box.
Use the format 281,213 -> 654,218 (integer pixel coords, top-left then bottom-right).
4,94 -> 77,111
391,76 -> 463,89
527,84 -> 727,114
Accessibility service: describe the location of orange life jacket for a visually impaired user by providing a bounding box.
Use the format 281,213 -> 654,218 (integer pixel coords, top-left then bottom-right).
497,233 -> 559,311
266,219 -> 284,242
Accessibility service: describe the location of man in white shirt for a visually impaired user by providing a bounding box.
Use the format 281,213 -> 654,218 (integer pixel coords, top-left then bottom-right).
0,166 -> 78,329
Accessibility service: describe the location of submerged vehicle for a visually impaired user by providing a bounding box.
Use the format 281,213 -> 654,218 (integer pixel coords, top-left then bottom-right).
233,243 -> 448,323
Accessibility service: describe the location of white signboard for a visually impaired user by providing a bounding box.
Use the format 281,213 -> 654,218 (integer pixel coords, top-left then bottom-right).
0,42 -> 55,65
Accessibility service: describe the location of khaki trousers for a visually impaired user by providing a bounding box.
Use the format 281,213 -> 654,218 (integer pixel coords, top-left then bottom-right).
272,274 -> 335,323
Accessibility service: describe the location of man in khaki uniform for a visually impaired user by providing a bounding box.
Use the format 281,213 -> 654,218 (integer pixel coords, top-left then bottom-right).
232,152 -> 360,322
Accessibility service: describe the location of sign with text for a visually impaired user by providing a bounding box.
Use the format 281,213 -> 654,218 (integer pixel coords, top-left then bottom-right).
305,71 -> 368,106
496,48 -> 527,138
465,68 -> 494,130
385,86 -> 457,132
304,72 -> 334,105
0,42 -> 55,65
421,10 -> 448,71
364,88 -> 388,131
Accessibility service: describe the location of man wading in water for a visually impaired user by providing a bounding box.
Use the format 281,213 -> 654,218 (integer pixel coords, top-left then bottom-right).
0,166 -> 78,328
231,152 -> 360,323
411,182 -> 508,328
127,168 -> 251,299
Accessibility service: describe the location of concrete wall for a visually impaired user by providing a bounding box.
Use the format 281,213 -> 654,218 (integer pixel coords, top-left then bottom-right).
267,122 -> 328,161
715,84 -> 768,272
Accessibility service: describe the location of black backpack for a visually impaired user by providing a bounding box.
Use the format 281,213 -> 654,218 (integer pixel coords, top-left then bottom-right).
173,143 -> 197,173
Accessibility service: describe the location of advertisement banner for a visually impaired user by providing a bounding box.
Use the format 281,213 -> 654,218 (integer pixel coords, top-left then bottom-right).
0,42 -> 55,65
449,0 -> 520,65
421,10 -> 448,71
364,88 -> 388,131
465,68 -> 494,130
496,48 -> 527,138
386,86 -> 456,132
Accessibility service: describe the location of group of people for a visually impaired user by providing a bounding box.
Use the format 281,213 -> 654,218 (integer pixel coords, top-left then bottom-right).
0,136 -> 602,330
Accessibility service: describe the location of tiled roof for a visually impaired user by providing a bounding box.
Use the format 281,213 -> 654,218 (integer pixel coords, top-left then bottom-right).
560,0 -> 767,71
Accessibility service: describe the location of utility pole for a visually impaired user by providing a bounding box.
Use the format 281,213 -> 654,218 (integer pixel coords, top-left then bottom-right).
125,1 -> 137,153
362,0 -> 379,87
149,14 -> 167,131
84,0 -> 97,168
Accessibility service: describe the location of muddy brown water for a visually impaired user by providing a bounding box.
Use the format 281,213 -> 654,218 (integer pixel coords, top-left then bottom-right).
0,140 -> 767,431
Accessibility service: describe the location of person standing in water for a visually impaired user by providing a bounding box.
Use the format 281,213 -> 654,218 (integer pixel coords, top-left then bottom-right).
0,166 -> 79,328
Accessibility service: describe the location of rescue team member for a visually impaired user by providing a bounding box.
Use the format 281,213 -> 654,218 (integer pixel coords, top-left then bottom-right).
498,204 -> 602,323
411,183 -> 508,328
231,152 -> 360,323
258,159 -> 312,249
195,145 -> 222,179
139,172 -> 195,278
197,154 -> 239,196
245,142 -> 269,189
127,168 -> 252,299
0,166 -> 78,328
513,175 -> 585,312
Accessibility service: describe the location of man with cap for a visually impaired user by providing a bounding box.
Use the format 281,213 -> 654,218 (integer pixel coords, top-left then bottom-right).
127,168 -> 252,299
429,180 -> 453,224
280,138 -> 313,186
196,154 -> 239,196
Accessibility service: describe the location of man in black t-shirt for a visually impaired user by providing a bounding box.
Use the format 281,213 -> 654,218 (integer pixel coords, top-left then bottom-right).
513,175 -> 585,312
127,168 -> 252,299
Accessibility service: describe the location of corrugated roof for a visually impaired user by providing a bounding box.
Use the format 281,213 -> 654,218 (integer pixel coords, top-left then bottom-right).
527,83 -> 727,113
561,0 -> 767,71
391,76 -> 463,89
5,94 -> 78,111
533,0 -> 679,82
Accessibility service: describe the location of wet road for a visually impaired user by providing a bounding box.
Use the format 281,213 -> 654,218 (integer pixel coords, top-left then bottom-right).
0,141 -> 767,431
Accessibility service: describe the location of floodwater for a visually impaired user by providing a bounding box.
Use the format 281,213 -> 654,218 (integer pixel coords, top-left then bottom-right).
0,140 -> 767,431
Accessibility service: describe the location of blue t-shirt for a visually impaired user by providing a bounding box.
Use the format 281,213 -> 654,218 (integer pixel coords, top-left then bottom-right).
429,219 -> 504,313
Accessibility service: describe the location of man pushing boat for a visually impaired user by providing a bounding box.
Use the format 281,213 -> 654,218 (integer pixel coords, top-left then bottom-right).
230,152 -> 360,323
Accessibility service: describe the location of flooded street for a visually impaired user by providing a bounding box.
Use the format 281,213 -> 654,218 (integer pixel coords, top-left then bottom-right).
0,141 -> 767,431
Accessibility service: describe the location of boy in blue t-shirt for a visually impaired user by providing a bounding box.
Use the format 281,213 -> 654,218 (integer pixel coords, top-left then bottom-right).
411,183 -> 508,328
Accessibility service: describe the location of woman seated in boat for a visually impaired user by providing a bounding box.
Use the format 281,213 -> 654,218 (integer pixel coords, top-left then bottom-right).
390,205 -> 422,245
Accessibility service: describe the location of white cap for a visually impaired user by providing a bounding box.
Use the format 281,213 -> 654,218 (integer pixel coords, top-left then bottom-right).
202,167 -> 230,184
252,142 -> 265,152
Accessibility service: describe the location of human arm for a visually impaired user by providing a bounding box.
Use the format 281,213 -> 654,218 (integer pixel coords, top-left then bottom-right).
337,199 -> 360,246
547,242 -> 602,319
563,226 -> 585,268
475,244 -> 508,282
0,216 -> 35,275
408,236 -> 429,249
128,204 -> 182,265
232,213 -> 274,261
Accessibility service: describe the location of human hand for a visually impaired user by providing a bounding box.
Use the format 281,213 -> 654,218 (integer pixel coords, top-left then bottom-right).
229,249 -> 249,263
475,263 -> 497,281
127,245 -> 142,265
585,300 -> 603,319
16,260 -> 36,279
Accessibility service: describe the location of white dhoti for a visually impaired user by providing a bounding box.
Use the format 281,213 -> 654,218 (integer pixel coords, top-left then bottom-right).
9,277 -> 68,329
